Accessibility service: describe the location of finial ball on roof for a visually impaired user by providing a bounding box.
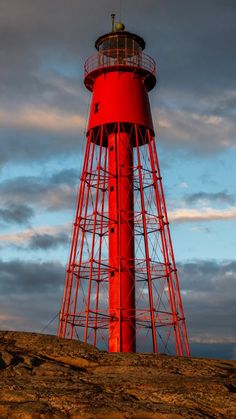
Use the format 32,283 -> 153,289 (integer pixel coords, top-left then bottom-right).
115,22 -> 125,32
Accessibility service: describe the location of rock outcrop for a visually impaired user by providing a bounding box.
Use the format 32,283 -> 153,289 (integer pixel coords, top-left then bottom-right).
0,331 -> 235,418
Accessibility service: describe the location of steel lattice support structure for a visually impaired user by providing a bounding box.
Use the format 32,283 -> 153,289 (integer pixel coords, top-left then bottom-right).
58,22 -> 190,356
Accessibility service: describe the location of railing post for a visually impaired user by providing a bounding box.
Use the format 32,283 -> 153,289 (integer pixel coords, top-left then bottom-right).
84,50 -> 156,90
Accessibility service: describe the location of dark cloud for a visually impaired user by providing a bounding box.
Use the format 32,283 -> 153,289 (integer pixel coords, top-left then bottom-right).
49,169 -> 80,185
0,203 -> 34,225
0,1 -> 88,104
148,1 -> 236,94
1,0 -> 235,97
211,95 -> 236,118
29,232 -> 69,250
153,103 -> 236,154
0,257 -> 235,357
0,259 -> 64,294
184,191 -> 235,205
179,260 -> 236,343
0,168 -> 80,211
0,128 -> 85,167
180,260 -> 236,292
0,258 -> 64,333
0,0 -> 235,165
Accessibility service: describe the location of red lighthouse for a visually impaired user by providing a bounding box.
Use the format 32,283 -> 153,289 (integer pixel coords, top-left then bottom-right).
58,18 -> 190,356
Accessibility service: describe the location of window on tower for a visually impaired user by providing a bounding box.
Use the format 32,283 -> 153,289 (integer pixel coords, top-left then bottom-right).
94,102 -> 99,114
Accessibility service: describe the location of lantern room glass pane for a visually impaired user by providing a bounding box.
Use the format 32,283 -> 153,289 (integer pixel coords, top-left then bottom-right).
99,35 -> 141,57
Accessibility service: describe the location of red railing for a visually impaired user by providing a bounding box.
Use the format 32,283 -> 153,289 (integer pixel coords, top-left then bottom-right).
84,49 -> 156,78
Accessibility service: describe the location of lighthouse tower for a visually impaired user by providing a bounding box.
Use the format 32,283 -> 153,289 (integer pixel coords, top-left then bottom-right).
58,18 -> 190,356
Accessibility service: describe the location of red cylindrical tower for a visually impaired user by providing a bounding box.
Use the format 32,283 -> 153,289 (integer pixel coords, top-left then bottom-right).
58,19 -> 190,356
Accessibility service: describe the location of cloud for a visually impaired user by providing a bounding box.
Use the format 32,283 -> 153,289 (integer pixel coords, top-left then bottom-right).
0,128 -> 86,167
179,260 -> 236,344
0,0 -> 235,358
169,207 -> 236,223
0,258 -> 64,332
0,169 -> 79,212
184,191 -> 235,206
1,0 -> 235,96
1,169 -> 235,224
178,182 -> 189,189
190,336 -> 236,344
0,203 -> 34,225
1,205 -> 235,250
0,0 -> 235,165
151,1 -> 236,94
0,257 -> 235,356
0,259 -> 64,295
29,232 -> 69,250
0,107 -> 86,133
191,226 -> 210,234
155,105 -> 236,153
211,91 -> 236,118
0,224 -> 70,245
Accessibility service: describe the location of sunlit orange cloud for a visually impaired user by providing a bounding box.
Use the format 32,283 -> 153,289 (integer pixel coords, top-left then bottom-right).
189,336 -> 236,344
0,314 -> 19,321
169,207 -> 236,223
154,108 -> 236,150
0,224 -> 71,244
0,107 -> 86,132
1,208 -> 236,245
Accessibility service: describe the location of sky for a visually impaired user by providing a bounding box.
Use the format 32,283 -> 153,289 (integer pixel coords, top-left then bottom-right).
0,0 -> 235,359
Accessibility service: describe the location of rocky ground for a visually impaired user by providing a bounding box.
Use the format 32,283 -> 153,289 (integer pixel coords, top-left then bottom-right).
0,331 -> 235,418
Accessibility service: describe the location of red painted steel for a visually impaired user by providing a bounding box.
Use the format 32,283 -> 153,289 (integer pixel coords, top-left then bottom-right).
58,28 -> 190,356
84,50 -> 156,78
87,71 -> 154,134
108,131 -> 135,352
